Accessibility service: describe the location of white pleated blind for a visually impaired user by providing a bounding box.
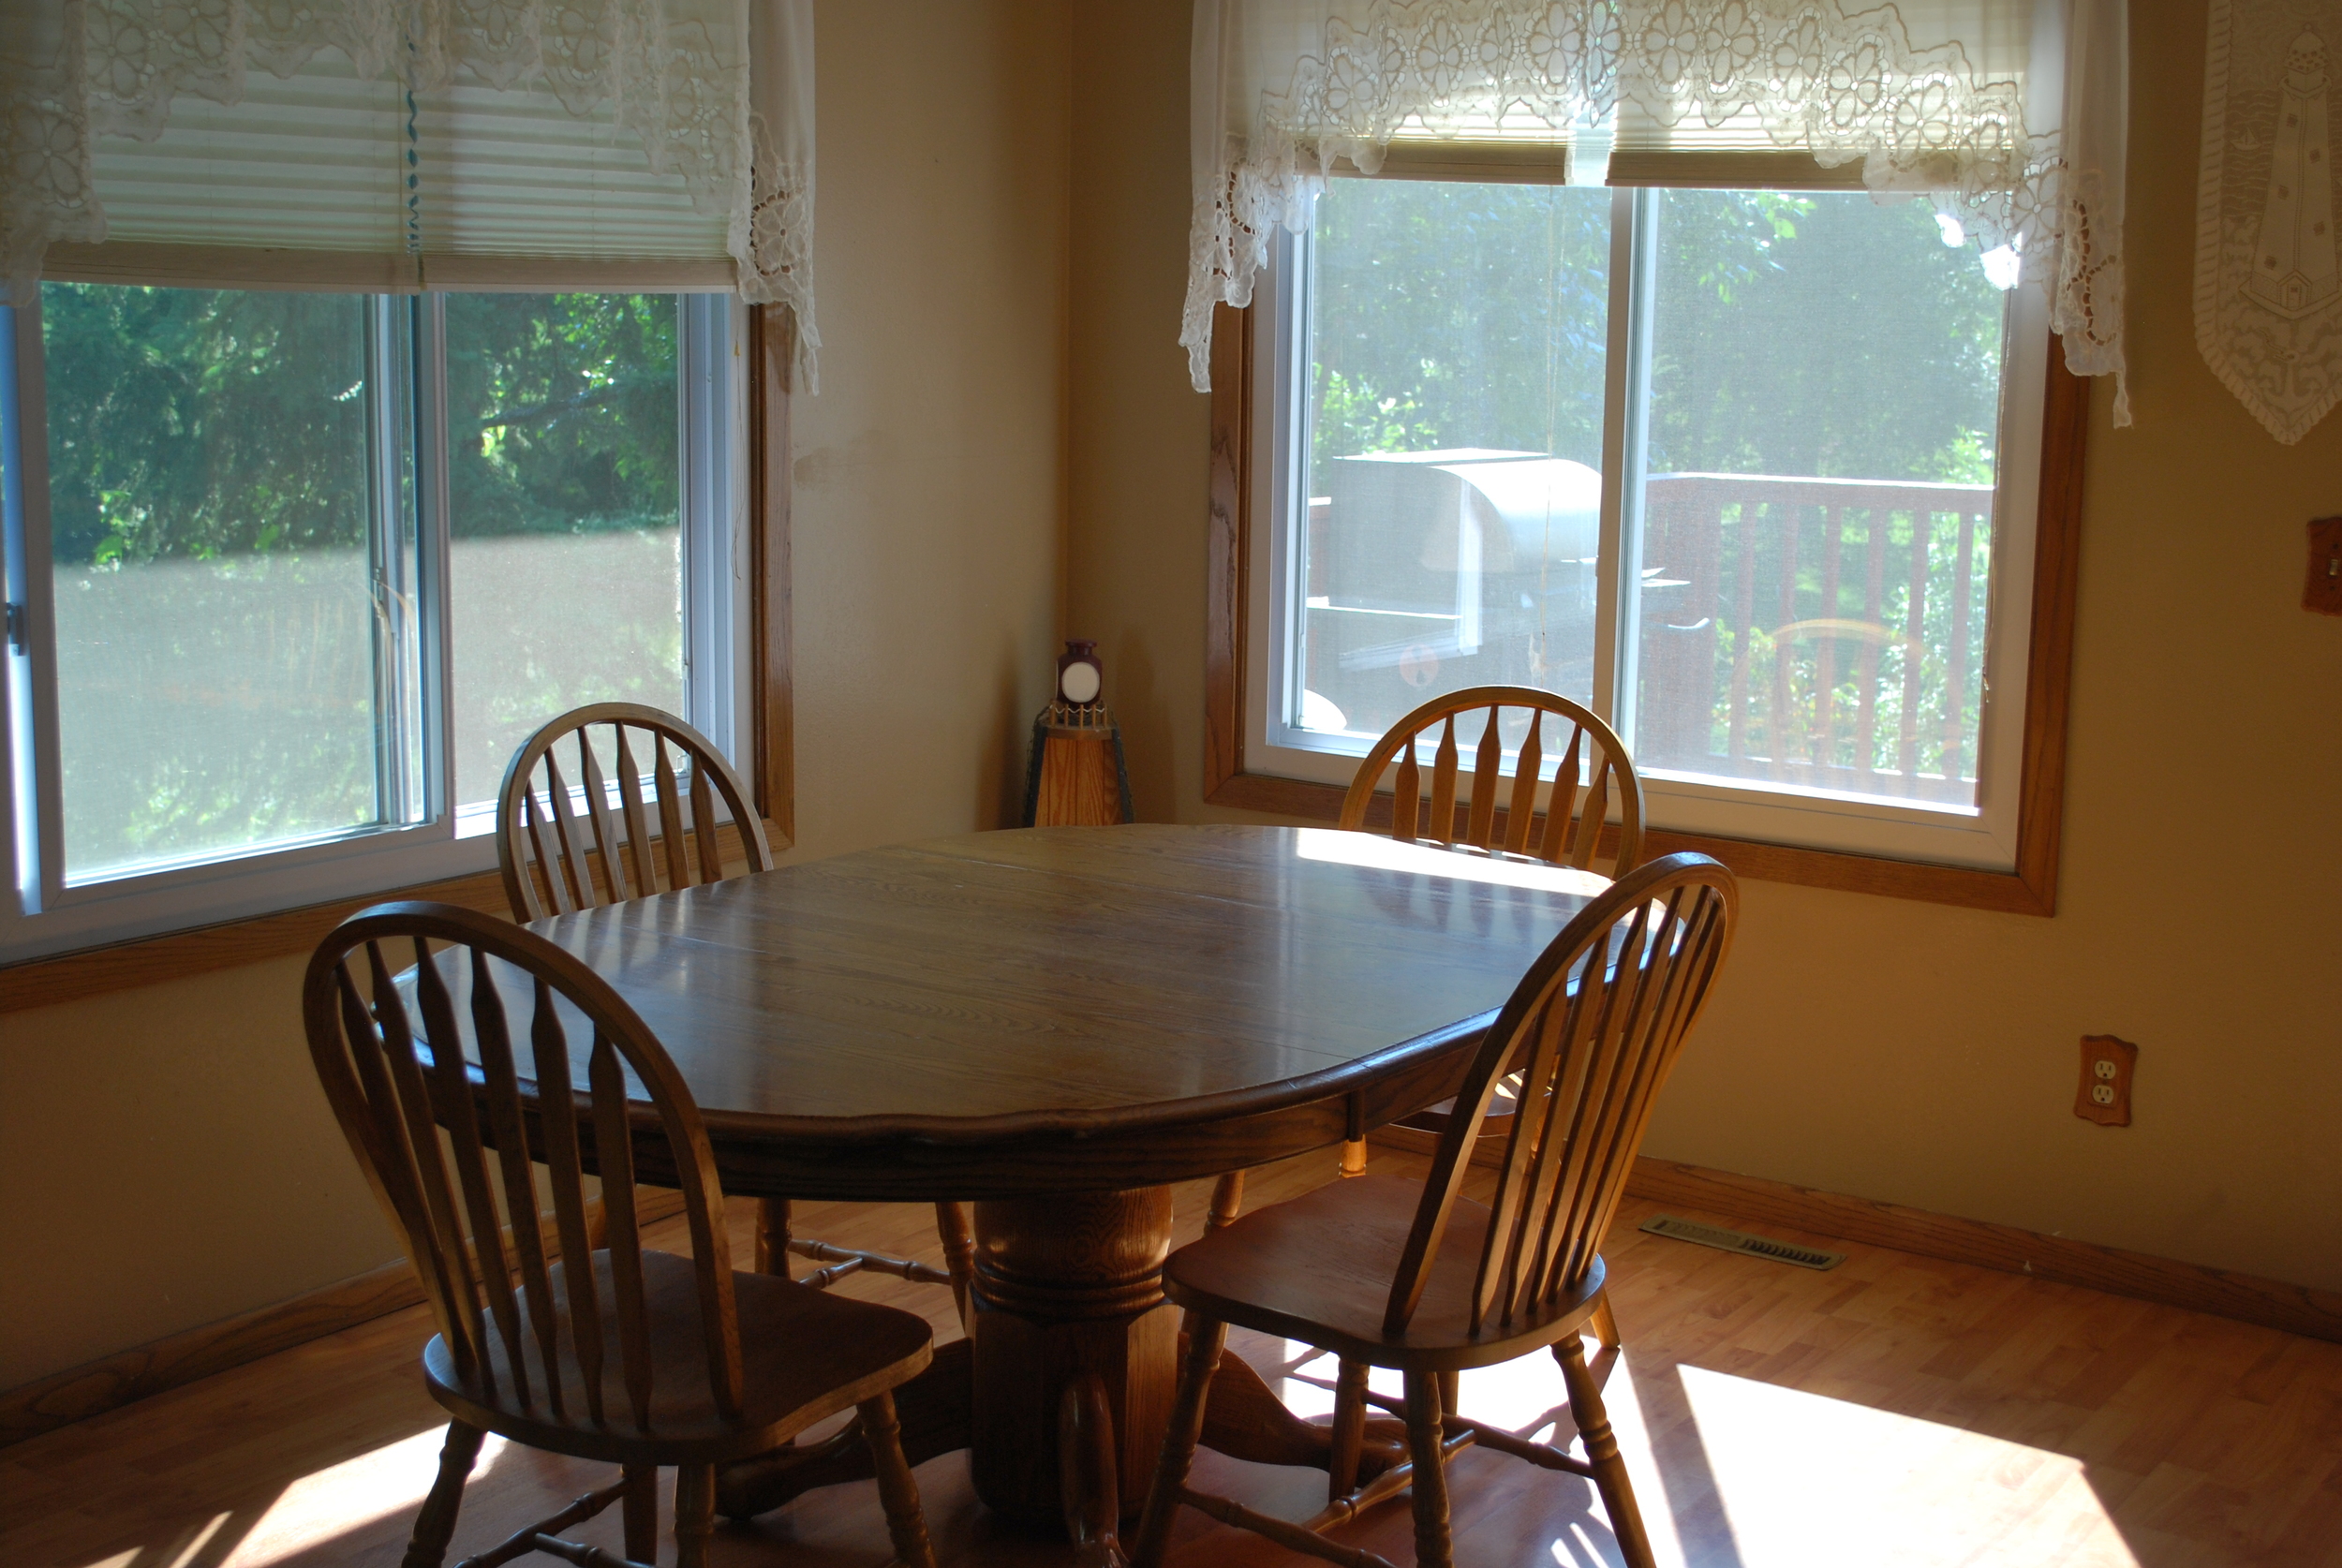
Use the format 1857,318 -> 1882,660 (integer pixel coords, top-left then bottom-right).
52,49 -> 734,291
87,54 -> 408,255
415,76 -> 731,268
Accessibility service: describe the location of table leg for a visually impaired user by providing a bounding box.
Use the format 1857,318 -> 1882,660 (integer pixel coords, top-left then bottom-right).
713,1188 -> 1402,1540
1060,1373 -> 1129,1567
971,1186 -> 1179,1525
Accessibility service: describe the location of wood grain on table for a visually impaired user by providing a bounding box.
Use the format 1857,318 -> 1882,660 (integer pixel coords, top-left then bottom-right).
438,824 -> 1607,1197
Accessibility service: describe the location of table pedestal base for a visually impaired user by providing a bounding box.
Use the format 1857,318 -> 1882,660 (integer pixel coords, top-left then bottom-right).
713,1186 -> 1404,1558
970,1187 -> 1178,1525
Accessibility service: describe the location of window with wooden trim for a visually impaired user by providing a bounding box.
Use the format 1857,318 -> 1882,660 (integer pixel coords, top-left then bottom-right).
0,286 -> 793,966
1208,170 -> 2085,914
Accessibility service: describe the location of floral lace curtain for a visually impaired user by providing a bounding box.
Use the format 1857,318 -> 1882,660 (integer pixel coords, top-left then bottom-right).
0,0 -> 820,390
1186,0 -> 2128,423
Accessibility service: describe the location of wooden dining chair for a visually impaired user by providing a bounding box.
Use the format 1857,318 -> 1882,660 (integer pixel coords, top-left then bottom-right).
302,901 -> 938,1568
1337,685 -> 1644,875
497,703 -> 980,1335
1208,686 -> 1651,1249
1132,852 -> 1737,1568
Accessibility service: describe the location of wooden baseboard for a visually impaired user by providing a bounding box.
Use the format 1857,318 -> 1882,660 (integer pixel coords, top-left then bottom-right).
0,1258 -> 425,1449
1622,1157 -> 2342,1345
0,1191 -> 690,1450
1363,1132 -> 2342,1343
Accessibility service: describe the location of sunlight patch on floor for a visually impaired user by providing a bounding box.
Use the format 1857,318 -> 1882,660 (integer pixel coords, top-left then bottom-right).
223,1429 -> 510,1567
1273,1341 -> 2142,1568
1667,1365 -> 2140,1568
67,1427 -> 512,1568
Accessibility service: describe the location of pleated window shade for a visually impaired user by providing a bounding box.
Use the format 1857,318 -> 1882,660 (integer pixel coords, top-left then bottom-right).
45,49 -> 735,293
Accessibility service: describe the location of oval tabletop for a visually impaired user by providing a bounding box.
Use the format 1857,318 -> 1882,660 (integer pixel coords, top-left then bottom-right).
492,822 -> 1608,1199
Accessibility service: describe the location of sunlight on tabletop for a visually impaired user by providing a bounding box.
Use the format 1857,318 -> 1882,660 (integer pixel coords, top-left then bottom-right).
1295,827 -> 1612,894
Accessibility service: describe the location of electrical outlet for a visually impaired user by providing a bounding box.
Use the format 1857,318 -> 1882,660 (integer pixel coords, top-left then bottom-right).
2075,1034 -> 2137,1126
2307,517 -> 2342,616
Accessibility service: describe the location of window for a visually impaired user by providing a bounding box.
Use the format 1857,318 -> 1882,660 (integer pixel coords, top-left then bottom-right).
1227,171 -> 2080,896
0,284 -> 751,963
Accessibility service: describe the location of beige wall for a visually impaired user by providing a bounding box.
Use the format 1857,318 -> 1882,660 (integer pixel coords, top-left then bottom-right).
0,0 -> 1074,1390
1068,0 -> 2342,1291
11,0 -> 2342,1398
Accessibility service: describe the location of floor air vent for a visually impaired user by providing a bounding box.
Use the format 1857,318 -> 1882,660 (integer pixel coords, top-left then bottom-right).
1639,1215 -> 1845,1271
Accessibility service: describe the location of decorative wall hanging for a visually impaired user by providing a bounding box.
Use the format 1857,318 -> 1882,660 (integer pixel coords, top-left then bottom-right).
2198,0 -> 2342,442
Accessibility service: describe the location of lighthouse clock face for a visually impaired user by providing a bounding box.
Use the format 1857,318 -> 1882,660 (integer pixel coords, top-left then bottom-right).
1060,655 -> 1102,704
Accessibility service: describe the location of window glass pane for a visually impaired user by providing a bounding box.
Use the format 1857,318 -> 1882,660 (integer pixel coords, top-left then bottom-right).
1631,191 -> 2007,809
41,284 -> 409,883
444,293 -> 684,812
1301,180 -> 1611,745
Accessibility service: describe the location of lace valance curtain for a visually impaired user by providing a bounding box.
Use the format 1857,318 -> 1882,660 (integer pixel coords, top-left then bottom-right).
1185,0 -> 2129,422
1,0 -> 820,389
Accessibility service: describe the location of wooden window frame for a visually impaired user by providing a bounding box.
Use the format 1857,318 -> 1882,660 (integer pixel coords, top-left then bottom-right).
1204,300 -> 2088,916
0,304 -> 794,1013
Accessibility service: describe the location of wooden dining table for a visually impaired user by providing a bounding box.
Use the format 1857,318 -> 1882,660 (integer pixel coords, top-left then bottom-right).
488,821 -> 1609,1554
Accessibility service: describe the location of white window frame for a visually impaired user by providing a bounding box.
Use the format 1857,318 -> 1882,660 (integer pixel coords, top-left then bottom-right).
0,287 -> 751,965
1244,184 -> 2052,873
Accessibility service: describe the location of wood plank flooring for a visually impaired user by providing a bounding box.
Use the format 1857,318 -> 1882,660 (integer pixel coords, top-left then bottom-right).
4,1146 -> 2339,1568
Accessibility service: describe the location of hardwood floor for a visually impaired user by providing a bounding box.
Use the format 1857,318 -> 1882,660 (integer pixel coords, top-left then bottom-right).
5,1146 -> 2339,1568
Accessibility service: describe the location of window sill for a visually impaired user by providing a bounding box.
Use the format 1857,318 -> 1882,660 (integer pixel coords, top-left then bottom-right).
1204,768 -> 2057,915
0,816 -> 783,1016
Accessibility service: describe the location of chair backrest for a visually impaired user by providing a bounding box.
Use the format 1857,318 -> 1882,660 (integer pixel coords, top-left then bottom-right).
303,901 -> 742,1427
1337,686 -> 1645,875
497,703 -> 772,922
1384,852 -> 1737,1338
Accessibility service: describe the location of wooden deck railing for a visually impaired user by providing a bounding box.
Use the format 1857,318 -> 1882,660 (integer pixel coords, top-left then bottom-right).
1637,473 -> 1993,805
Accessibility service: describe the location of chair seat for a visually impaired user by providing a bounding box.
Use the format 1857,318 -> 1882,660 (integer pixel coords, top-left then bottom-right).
1164,1175 -> 1607,1370
423,1249 -> 933,1465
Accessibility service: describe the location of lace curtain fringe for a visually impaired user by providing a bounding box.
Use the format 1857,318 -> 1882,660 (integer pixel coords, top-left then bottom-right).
1,0 -> 819,392
1183,0 -> 2128,423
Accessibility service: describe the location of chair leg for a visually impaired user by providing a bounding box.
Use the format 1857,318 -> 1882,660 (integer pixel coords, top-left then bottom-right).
934,1201 -> 977,1338
1401,1371 -> 1454,1568
1589,1288 -> 1622,1352
619,1463 -> 658,1563
753,1197 -> 793,1278
859,1391 -> 938,1568
674,1462 -> 717,1568
400,1420 -> 484,1568
1207,1169 -> 1246,1230
1339,1138 -> 1369,1177
1132,1312 -> 1228,1568
1327,1358 -> 1369,1501
1556,1335 -> 1656,1568
1435,1369 -> 1460,1418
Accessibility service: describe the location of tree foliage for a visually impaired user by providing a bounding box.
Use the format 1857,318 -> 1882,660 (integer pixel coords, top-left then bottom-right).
41,285 -> 376,566
37,285 -> 681,568
1307,181 -> 2006,484
446,292 -> 678,540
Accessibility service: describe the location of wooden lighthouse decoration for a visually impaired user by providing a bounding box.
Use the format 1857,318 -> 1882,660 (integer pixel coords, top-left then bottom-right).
1022,640 -> 1134,826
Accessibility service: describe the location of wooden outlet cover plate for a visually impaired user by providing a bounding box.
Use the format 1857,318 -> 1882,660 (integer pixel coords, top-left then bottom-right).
2076,1034 -> 2138,1127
